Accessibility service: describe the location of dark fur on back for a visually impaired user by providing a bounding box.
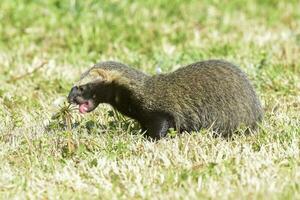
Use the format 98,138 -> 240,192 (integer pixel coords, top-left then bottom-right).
141,60 -> 263,135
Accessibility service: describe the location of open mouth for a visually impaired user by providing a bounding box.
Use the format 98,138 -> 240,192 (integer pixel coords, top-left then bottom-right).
78,100 -> 92,114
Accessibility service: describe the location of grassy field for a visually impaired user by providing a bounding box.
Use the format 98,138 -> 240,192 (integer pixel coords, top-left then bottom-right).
0,0 -> 299,199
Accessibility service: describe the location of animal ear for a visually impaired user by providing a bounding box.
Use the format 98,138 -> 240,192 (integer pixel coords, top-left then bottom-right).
76,68 -> 110,86
88,68 -> 109,82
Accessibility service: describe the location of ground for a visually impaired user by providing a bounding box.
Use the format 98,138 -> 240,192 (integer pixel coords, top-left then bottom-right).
0,0 -> 299,199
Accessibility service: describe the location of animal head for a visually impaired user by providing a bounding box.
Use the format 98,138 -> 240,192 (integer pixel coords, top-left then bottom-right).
67,67 -> 121,114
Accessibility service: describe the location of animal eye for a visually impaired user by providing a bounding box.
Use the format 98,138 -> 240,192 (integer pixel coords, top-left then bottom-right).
78,86 -> 84,92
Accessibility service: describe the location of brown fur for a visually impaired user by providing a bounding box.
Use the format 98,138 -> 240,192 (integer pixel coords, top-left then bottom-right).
68,60 -> 263,139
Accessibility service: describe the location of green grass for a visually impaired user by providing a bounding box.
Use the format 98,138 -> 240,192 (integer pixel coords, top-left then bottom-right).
0,0 -> 299,199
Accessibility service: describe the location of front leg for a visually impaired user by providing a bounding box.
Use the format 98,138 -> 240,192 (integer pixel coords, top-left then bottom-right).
142,115 -> 170,140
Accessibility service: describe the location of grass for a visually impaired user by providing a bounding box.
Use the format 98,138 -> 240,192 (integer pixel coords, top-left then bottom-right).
0,0 -> 299,199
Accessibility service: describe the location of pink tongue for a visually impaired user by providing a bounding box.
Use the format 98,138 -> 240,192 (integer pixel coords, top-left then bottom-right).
79,103 -> 89,114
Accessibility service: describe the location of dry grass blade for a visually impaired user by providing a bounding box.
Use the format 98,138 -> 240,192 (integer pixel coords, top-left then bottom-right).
8,61 -> 48,83
60,103 -> 76,154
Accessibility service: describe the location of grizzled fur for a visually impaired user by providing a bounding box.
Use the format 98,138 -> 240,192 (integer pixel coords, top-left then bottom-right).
68,60 -> 263,139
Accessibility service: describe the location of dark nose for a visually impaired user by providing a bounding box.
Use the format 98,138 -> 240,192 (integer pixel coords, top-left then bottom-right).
70,86 -> 78,93
67,86 -> 78,103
